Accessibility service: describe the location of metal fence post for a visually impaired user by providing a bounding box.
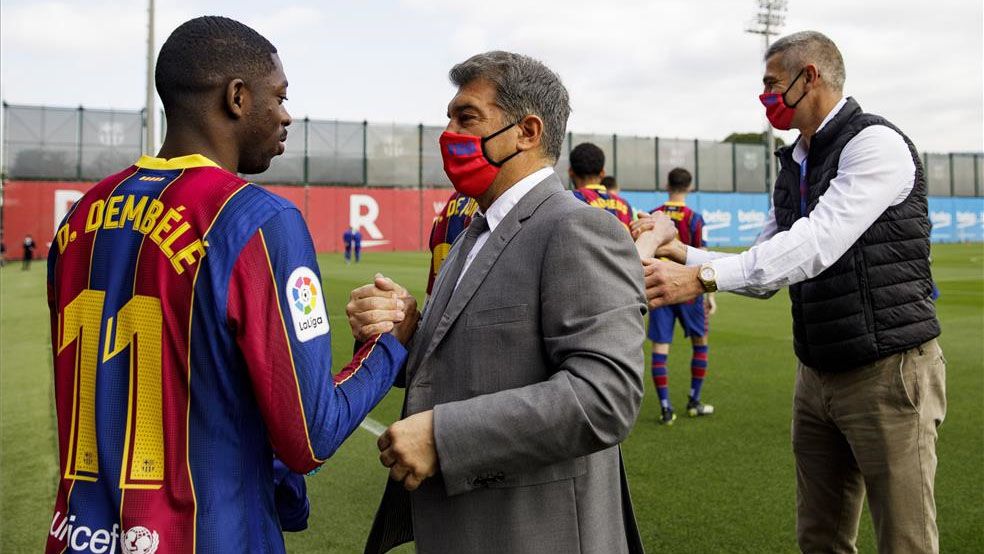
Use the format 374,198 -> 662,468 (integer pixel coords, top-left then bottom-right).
611,133 -> 617,179
731,141 -> 737,192
303,117 -> 310,185
764,143 -> 770,193
654,136 -> 660,191
362,120 -> 368,186
693,138 -> 700,191
976,154 -> 981,197
418,124 -> 424,188
922,152 -> 930,194
949,153 -> 955,196
418,123 -> 425,250
0,102 -> 6,179
76,106 -> 84,180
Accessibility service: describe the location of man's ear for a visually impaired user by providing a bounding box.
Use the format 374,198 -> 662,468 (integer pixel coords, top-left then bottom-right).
803,64 -> 820,89
515,114 -> 544,153
225,79 -> 248,119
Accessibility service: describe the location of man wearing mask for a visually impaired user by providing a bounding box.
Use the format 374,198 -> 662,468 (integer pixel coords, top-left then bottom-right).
349,50 -> 649,554
636,31 -> 945,553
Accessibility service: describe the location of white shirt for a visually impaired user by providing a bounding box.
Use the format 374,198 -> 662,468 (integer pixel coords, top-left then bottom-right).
686,97 -> 917,296
455,166 -> 555,290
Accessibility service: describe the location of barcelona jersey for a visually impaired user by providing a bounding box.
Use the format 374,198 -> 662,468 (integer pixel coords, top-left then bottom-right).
427,192 -> 478,295
45,154 -> 407,553
572,184 -> 634,231
653,201 -> 704,249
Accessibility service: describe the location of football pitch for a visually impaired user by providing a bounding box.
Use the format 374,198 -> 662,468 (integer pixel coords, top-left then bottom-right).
2,244 -> 981,553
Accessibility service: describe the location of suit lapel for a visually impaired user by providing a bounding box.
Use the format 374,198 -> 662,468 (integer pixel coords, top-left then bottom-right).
418,175 -> 565,364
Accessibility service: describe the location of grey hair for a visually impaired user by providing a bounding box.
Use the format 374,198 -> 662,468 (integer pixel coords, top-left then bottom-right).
449,51 -> 571,162
766,31 -> 846,93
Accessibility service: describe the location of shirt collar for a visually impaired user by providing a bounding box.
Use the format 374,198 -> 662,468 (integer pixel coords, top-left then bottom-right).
134,154 -> 221,170
584,183 -> 606,191
482,166 -> 554,232
663,201 -> 686,207
793,96 -> 847,164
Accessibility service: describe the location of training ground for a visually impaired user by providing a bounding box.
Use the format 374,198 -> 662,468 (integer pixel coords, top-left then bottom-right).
1,245 -> 981,552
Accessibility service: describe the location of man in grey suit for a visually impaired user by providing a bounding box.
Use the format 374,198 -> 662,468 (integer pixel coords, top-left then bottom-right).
348,51 -> 648,554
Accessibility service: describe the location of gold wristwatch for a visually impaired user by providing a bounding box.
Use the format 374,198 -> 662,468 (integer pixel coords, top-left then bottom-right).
698,263 -> 718,293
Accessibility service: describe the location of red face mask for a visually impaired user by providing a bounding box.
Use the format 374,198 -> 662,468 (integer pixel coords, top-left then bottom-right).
440,122 -> 521,198
759,67 -> 807,131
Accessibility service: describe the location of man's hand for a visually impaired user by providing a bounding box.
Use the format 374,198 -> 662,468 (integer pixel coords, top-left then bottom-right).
392,292 -> 420,345
378,410 -> 438,491
704,292 -> 717,316
631,212 -> 685,262
642,258 -> 705,309
346,274 -> 418,343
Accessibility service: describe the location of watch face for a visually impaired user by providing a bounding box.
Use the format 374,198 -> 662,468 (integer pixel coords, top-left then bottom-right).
700,266 -> 715,281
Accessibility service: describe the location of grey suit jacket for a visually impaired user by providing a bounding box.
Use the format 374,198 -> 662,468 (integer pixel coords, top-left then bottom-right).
366,173 -> 647,554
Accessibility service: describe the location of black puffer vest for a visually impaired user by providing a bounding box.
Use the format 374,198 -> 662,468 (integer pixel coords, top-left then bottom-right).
773,97 -> 940,372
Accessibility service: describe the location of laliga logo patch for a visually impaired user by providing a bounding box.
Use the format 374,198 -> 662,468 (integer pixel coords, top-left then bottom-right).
292,275 -> 319,314
287,266 -> 329,342
121,526 -> 159,554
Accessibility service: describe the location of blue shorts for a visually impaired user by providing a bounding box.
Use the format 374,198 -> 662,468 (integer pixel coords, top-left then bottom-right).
648,296 -> 706,343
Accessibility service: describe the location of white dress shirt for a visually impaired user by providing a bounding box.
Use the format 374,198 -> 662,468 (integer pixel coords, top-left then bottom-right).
686,97 -> 916,297
455,166 -> 555,290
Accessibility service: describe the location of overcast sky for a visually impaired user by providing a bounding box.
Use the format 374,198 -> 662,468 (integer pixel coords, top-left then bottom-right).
2,0 -> 982,153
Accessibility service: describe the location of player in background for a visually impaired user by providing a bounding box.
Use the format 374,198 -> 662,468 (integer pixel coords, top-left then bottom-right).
22,234 -> 36,270
45,16 -> 415,554
646,168 -> 715,424
352,227 -> 362,262
602,176 -> 646,220
343,226 -> 362,264
569,143 -> 635,231
426,191 -> 478,297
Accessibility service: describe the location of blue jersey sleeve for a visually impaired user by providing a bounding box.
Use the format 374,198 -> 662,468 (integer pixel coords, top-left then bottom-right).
228,207 -> 408,473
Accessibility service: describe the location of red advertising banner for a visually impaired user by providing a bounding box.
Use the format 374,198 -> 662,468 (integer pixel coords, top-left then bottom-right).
1,180 -> 455,260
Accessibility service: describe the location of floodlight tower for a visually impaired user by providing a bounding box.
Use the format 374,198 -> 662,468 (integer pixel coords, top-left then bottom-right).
145,0 -> 156,155
746,0 -> 787,188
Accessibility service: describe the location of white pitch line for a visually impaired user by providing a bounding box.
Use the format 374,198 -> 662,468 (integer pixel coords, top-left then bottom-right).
359,416 -> 386,437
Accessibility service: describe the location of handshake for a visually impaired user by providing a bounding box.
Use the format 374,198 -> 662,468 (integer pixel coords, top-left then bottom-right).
631,211 -> 710,309
345,274 -> 437,492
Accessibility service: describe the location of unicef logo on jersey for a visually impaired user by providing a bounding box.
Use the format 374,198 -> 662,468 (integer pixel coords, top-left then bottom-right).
121,526 -> 159,554
286,266 -> 330,342
292,275 -> 319,315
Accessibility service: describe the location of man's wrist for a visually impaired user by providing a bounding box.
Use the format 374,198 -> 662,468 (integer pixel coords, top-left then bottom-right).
697,262 -> 718,293
656,239 -> 687,263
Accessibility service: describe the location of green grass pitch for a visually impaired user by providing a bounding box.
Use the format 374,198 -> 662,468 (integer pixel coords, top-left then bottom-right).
2,244 -> 981,552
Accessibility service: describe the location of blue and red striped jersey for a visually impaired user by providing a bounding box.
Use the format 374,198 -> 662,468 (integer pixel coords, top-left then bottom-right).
572,184 -> 635,231
427,192 -> 478,296
45,154 -> 407,554
653,201 -> 704,249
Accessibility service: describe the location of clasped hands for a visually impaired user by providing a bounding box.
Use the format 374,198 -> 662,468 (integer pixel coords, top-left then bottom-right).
631,211 -> 706,309
346,274 -> 437,491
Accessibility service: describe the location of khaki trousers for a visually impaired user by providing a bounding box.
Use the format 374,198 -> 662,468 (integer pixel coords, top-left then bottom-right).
792,339 -> 946,554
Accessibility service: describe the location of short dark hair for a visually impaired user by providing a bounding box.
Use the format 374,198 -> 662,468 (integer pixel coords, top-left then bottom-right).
667,167 -> 692,192
600,175 -> 617,189
156,16 -> 277,117
569,143 -> 606,178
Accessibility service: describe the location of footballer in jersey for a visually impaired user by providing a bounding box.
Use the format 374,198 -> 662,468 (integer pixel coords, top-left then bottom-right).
568,143 -> 635,230
648,168 -> 714,425
45,17 -> 415,554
